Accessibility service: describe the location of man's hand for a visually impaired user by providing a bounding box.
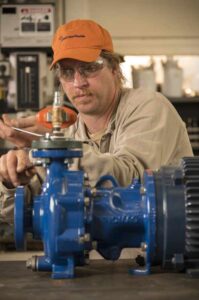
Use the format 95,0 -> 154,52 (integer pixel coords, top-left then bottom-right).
0,114 -> 50,148
0,149 -> 36,188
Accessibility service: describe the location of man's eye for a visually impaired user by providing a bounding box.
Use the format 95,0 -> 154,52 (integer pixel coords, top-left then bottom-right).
84,63 -> 102,73
62,69 -> 74,76
84,65 -> 97,73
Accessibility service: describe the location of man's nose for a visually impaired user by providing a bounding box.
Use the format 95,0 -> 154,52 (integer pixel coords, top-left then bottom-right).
73,70 -> 88,88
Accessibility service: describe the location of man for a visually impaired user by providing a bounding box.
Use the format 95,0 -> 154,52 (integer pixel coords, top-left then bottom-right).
0,19 -> 193,224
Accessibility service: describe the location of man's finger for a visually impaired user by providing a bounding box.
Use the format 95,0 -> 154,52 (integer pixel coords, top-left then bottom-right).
15,150 -> 31,173
6,150 -> 21,186
10,115 -> 36,129
0,154 -> 11,183
0,120 -> 13,138
25,167 -> 36,177
2,114 -> 12,126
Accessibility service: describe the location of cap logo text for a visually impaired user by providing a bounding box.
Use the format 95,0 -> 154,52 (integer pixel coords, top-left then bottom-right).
59,34 -> 86,41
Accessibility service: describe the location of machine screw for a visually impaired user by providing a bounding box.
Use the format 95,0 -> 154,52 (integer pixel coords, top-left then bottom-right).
140,186 -> 146,195
141,242 -> 148,251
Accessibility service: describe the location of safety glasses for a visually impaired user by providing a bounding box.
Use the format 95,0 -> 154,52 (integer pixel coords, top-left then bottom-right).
56,58 -> 105,82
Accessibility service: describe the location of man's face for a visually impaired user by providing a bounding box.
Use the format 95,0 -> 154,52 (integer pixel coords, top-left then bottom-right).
58,58 -> 117,116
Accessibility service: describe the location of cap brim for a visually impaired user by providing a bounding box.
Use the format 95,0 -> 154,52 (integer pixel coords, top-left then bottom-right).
50,48 -> 101,69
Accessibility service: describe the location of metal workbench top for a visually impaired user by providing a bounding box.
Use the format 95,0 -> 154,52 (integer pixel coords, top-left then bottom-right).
0,259 -> 199,300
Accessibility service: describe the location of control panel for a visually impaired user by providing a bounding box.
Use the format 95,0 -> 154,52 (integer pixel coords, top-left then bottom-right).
0,4 -> 54,48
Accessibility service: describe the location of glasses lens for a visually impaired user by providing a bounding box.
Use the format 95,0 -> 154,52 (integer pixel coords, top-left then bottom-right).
61,68 -> 75,81
57,58 -> 104,81
82,60 -> 104,77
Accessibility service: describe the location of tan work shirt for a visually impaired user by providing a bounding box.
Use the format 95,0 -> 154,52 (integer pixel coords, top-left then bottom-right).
64,87 -> 193,186
0,88 -> 193,225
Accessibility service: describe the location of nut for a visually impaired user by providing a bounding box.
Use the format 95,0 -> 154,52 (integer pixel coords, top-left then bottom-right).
79,233 -> 91,243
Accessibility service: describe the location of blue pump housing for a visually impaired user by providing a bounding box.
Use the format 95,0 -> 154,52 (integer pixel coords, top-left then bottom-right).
14,139 -> 199,279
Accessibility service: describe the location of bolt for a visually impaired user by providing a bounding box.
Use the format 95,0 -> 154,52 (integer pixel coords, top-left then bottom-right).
84,233 -> 90,242
91,188 -> 97,197
84,173 -> 89,180
44,132 -> 51,140
84,197 -> 90,206
34,158 -> 50,167
64,158 -> 69,165
26,256 -> 37,271
26,258 -> 32,269
140,186 -> 146,195
84,173 -> 90,187
141,242 -> 147,251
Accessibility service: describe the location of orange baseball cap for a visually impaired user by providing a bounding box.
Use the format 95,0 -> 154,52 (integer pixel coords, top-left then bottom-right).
50,19 -> 114,68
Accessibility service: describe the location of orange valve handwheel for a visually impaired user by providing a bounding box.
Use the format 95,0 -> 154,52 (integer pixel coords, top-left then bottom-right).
36,106 -> 77,129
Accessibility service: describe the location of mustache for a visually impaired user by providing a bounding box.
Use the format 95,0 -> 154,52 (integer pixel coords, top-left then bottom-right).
72,90 -> 92,100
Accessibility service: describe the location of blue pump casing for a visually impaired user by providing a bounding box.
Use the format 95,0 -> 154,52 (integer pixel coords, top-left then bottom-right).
14,138 -> 199,279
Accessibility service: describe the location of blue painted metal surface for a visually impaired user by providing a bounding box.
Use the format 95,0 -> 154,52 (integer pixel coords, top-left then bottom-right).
14,186 -> 26,250
130,170 -> 156,275
92,176 -> 146,260
14,147 -> 156,279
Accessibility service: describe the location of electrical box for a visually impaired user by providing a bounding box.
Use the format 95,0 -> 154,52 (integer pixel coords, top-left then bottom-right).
0,4 -> 54,48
